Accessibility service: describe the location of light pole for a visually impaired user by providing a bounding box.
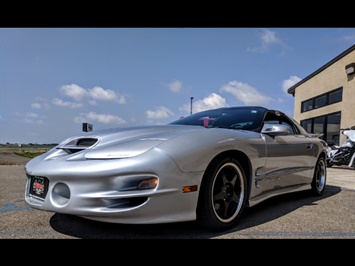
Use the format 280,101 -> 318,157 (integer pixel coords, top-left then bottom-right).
190,97 -> 194,115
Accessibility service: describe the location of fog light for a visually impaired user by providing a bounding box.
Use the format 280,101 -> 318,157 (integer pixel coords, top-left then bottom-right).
138,177 -> 158,190
51,182 -> 70,206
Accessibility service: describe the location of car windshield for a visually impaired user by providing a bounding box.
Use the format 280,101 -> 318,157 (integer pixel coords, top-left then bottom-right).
169,106 -> 267,131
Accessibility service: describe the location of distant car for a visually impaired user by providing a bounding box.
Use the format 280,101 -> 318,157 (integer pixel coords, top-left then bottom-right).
25,106 -> 328,231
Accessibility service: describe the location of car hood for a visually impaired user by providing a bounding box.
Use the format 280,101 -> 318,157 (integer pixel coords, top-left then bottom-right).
46,125 -> 207,160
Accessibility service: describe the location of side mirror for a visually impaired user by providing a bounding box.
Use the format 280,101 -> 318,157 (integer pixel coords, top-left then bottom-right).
261,124 -> 290,135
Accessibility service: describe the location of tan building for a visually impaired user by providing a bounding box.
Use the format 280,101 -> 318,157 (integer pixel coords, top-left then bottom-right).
288,44 -> 355,146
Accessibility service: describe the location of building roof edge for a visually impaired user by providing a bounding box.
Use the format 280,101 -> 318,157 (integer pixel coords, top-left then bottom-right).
287,44 -> 355,95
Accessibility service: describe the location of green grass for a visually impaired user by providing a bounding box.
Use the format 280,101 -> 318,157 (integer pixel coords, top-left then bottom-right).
14,151 -> 46,158
0,144 -> 56,153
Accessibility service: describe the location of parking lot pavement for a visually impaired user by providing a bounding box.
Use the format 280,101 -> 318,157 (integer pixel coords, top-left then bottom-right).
0,165 -> 354,239
326,166 -> 355,190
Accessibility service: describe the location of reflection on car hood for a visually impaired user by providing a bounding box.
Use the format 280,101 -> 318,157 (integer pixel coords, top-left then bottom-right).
83,125 -> 200,142
57,125 -> 205,159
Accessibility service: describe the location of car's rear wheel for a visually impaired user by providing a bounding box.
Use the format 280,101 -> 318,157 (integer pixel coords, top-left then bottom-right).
311,156 -> 326,196
326,158 -> 333,168
196,157 -> 247,231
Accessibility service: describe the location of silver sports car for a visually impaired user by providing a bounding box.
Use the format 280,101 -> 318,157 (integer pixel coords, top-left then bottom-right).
25,106 -> 328,231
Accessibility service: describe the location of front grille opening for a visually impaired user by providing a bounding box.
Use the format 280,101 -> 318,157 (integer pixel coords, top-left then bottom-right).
58,137 -> 98,154
102,197 -> 148,209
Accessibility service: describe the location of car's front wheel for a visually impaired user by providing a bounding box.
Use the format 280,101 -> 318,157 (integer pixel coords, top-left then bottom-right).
196,157 -> 247,231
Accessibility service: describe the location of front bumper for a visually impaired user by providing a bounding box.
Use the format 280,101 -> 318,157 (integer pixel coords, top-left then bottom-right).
25,148 -> 204,224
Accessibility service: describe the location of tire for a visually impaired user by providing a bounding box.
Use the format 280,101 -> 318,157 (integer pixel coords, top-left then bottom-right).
326,160 -> 333,168
351,156 -> 355,170
311,156 -> 326,196
196,157 -> 248,231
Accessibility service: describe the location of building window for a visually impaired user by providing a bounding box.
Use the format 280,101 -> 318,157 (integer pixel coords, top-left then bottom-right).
313,116 -> 325,134
301,118 -> 312,133
301,87 -> 343,113
328,88 -> 343,104
326,112 -> 341,145
300,111 -> 341,145
314,94 -> 327,109
302,99 -> 313,112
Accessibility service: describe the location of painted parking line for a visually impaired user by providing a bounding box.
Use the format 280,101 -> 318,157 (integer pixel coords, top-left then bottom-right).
0,201 -> 32,213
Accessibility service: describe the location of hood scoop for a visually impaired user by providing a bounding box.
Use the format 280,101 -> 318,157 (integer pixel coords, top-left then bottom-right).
57,137 -> 99,154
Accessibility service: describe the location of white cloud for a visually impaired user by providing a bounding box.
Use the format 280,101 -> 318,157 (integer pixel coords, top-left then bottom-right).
220,80 -> 274,105
26,112 -> 39,118
31,103 -> 41,109
88,86 -> 126,104
146,106 -> 174,119
276,97 -> 284,102
341,34 -> 355,43
74,112 -> 126,125
19,112 -> 44,124
33,97 -> 50,109
261,29 -> 281,45
282,75 -> 301,94
60,84 -> 126,104
73,116 -> 86,124
179,93 -> 228,113
52,98 -> 83,108
60,84 -> 88,100
23,118 -> 44,124
167,80 -> 182,93
247,29 -> 283,53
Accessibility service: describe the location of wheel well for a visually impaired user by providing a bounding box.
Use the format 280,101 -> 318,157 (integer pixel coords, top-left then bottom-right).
321,152 -> 327,166
206,150 -> 252,195
318,151 -> 326,164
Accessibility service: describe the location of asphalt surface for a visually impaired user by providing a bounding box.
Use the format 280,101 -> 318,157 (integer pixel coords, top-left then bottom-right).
1,162 -> 354,239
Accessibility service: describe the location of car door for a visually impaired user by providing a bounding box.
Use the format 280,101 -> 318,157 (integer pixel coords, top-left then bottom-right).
257,112 -> 316,194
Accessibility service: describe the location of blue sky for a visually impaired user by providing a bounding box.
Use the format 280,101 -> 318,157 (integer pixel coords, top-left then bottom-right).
1,28 -> 354,144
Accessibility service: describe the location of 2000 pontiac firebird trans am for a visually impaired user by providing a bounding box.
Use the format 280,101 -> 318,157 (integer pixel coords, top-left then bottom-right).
25,106 -> 328,231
